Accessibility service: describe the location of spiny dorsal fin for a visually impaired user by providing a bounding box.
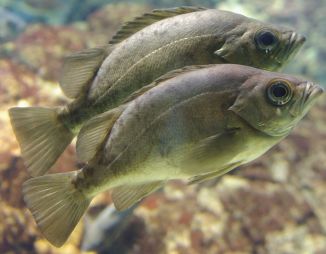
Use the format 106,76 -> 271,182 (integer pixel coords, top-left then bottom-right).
60,45 -> 114,99
112,181 -> 163,211
109,6 -> 207,44
121,65 -> 214,104
76,104 -> 126,163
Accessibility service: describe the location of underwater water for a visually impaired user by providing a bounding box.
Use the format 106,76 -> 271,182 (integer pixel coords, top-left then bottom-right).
0,0 -> 325,253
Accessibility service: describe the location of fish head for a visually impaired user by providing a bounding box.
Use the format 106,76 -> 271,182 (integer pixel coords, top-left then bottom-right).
229,72 -> 323,137
215,21 -> 305,71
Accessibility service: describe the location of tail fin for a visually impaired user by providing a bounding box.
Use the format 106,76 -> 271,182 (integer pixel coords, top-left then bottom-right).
9,107 -> 74,176
23,171 -> 91,247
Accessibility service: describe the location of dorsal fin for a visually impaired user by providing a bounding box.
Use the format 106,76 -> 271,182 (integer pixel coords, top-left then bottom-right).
60,45 -> 114,99
109,6 -> 207,44
151,64 -> 215,85
120,65 -> 215,103
121,82 -> 157,104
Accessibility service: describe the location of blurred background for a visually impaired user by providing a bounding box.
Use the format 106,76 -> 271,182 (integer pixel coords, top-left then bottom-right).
0,0 -> 325,253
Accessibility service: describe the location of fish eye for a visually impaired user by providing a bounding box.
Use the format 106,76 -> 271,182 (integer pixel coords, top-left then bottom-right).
266,80 -> 293,106
255,29 -> 279,52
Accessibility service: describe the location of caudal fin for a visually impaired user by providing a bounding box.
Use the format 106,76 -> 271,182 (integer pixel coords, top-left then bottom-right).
23,171 -> 91,247
9,107 -> 74,176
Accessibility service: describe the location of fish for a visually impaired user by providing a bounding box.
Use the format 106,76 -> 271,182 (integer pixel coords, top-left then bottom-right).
9,7 -> 306,176
22,64 -> 323,247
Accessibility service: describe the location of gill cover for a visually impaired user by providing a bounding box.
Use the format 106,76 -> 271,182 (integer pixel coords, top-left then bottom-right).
229,77 -> 296,137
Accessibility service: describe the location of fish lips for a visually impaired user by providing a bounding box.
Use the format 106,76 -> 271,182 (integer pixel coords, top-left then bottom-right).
303,82 -> 324,105
283,32 -> 306,62
289,82 -> 323,118
288,32 -> 306,56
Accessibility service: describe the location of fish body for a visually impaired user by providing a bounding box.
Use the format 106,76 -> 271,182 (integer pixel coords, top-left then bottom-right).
66,8 -> 304,126
81,66 -> 278,191
9,7 -> 306,176
75,64 -> 318,193
22,64 -> 323,247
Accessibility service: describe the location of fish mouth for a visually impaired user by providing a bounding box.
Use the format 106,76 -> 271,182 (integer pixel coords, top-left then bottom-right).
273,32 -> 306,66
284,32 -> 305,60
290,82 -> 323,117
303,82 -> 324,105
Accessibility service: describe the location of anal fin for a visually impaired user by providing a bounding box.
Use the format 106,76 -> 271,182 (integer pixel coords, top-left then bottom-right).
112,181 -> 163,211
60,45 -> 113,99
76,104 -> 127,162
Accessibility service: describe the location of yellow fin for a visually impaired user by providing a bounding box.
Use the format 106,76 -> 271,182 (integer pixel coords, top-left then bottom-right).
9,107 -> 73,176
112,181 -> 163,211
60,46 -> 113,99
109,6 -> 207,44
23,171 -> 91,247
76,105 -> 126,162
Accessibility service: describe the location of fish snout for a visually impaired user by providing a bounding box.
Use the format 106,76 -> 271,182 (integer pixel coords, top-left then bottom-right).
276,31 -> 305,65
288,32 -> 305,50
298,33 -> 306,44
294,32 -> 306,46
303,82 -> 324,105
309,83 -> 324,98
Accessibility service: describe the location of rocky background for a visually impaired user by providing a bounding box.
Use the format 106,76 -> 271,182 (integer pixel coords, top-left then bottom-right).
0,0 -> 325,254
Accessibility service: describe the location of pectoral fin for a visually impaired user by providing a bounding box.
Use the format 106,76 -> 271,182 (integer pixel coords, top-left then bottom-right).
112,181 -> 163,211
76,104 -> 127,162
110,7 -> 207,44
188,128 -> 239,163
60,45 -> 113,99
188,162 -> 241,185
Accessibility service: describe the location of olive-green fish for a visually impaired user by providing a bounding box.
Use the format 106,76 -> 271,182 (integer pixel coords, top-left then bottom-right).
22,64 -> 323,247
9,7 -> 305,176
